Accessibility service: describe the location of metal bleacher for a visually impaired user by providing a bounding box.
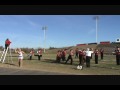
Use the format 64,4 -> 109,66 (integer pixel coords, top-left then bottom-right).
96,43 -> 120,55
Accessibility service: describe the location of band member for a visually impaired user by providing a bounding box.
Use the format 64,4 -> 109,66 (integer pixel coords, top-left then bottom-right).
37,49 -> 42,60
62,49 -> 67,61
82,49 -> 86,63
90,48 -> 93,59
94,49 -> 99,64
78,50 -> 83,65
100,48 -> 104,60
15,48 -> 25,67
85,48 -> 93,67
5,38 -> 11,50
29,49 -> 34,60
56,50 -> 61,63
115,47 -> 120,65
75,48 -> 79,58
60,50 -> 62,60
65,49 -> 74,65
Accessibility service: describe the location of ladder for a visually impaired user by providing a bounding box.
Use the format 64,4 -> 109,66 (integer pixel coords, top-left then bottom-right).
0,49 -> 5,62
0,47 -> 13,63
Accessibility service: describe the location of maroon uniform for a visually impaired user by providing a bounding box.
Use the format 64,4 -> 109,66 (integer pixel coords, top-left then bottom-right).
94,50 -> 99,64
29,50 -> 34,60
100,49 -> 104,60
115,49 -> 120,65
82,49 -> 86,63
75,48 -> 79,58
65,49 -> 74,65
62,50 -> 67,61
37,49 -> 42,60
79,50 -> 83,65
56,51 -> 61,63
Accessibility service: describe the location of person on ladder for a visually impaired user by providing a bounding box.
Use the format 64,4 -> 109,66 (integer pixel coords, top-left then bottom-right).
5,38 -> 11,50
0,38 -> 12,63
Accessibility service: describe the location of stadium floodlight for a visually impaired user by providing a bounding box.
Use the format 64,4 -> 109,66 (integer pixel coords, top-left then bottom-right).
93,16 -> 99,44
42,26 -> 47,53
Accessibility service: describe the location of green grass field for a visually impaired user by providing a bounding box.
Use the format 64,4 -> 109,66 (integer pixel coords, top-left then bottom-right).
0,53 -> 120,75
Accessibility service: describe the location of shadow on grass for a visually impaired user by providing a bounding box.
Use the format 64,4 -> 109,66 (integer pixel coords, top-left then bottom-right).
42,59 -> 58,63
6,56 -> 18,57
42,59 -> 79,66
92,65 -> 120,70
4,63 -> 17,66
42,59 -> 68,64
23,57 -> 42,60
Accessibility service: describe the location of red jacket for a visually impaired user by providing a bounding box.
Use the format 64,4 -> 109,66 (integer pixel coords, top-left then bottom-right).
62,51 -> 66,56
95,51 -> 99,56
5,40 -> 11,45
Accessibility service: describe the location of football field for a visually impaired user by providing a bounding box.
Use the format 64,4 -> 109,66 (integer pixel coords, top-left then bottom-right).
0,53 -> 120,75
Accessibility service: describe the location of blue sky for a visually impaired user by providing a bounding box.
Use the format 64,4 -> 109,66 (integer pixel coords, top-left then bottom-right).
0,15 -> 120,48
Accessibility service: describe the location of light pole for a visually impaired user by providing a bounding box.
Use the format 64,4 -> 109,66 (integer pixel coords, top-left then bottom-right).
93,16 -> 99,43
42,26 -> 47,53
